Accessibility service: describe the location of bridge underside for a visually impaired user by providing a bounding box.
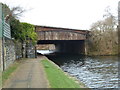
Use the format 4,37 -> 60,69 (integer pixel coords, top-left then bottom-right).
37,40 -> 85,54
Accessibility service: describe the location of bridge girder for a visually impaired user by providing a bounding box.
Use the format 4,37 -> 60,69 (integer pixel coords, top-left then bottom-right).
35,26 -> 89,41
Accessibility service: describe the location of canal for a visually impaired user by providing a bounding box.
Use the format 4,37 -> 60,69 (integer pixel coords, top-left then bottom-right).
45,54 -> 119,88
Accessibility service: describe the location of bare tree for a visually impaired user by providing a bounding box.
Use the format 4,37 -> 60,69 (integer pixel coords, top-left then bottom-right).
5,6 -> 25,21
88,7 -> 118,55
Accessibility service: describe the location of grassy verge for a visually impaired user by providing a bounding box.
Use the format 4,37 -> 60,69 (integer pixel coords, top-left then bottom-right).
2,58 -> 28,84
41,59 -> 80,88
2,61 -> 20,85
0,70 -> 2,89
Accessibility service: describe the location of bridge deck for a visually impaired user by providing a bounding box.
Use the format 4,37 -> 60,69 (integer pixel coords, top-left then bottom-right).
35,26 -> 89,40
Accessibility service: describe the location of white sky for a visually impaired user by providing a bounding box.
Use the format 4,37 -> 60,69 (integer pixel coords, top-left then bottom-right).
0,0 -> 119,30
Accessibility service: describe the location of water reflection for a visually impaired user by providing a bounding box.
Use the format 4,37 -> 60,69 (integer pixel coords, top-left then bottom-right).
46,54 -> 86,66
46,54 -> 119,88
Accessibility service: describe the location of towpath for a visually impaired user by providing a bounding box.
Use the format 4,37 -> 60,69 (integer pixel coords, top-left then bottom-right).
3,56 -> 49,88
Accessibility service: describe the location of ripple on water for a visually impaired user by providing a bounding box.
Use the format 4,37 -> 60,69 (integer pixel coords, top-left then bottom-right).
60,56 -> 118,88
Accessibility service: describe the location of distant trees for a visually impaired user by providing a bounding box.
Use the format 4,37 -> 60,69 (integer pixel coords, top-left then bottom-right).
88,7 -> 118,55
2,3 -> 37,44
2,3 -> 37,57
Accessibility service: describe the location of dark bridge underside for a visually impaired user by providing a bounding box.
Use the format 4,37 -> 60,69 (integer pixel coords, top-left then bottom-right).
37,40 -> 84,44
37,40 -> 85,54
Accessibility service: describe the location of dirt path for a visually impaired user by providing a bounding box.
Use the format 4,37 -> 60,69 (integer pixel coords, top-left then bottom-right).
3,56 -> 49,88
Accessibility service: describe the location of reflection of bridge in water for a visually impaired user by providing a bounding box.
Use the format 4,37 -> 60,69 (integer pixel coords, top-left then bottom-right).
35,26 -> 90,54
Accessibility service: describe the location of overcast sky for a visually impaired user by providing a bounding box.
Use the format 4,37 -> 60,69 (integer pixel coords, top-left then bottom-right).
0,0 -> 119,30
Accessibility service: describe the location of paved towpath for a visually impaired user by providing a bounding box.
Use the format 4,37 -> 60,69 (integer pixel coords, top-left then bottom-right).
3,56 -> 49,88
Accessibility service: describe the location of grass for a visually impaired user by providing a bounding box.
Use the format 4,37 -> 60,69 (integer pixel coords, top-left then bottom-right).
0,70 -> 2,89
2,58 -> 27,84
2,61 -> 20,84
41,60 -> 80,88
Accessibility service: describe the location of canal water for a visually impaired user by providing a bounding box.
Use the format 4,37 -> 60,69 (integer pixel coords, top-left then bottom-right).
45,54 -> 119,88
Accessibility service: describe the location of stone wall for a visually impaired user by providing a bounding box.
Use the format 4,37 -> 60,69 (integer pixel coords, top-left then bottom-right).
26,42 -> 36,58
1,38 -> 36,70
15,41 -> 22,59
1,38 -> 23,71
3,38 -> 16,70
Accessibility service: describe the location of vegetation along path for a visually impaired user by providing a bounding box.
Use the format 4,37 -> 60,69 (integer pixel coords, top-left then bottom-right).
3,57 -> 49,88
3,56 -> 83,88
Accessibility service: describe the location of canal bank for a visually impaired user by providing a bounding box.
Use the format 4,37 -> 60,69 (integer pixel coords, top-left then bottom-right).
45,54 -> 119,88
41,55 -> 86,88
